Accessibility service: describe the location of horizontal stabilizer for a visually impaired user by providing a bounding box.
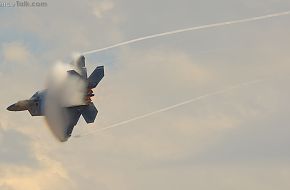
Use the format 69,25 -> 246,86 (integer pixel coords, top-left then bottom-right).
82,102 -> 98,123
88,66 -> 104,88
67,70 -> 82,78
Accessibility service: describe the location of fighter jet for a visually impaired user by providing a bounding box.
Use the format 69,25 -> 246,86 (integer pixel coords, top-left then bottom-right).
7,55 -> 104,142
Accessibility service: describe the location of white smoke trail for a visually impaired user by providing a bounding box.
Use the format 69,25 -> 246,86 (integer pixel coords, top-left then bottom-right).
82,11 -> 290,55
74,79 -> 264,138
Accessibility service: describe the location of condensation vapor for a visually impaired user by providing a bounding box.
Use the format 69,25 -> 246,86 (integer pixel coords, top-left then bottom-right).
45,61 -> 87,141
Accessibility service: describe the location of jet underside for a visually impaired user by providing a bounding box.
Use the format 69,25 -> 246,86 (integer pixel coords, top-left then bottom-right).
7,56 -> 104,142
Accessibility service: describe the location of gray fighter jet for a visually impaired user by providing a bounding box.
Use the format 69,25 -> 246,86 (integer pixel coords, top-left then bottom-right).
7,55 -> 104,142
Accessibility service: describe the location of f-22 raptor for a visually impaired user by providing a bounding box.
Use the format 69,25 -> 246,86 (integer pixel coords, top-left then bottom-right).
7,56 -> 104,142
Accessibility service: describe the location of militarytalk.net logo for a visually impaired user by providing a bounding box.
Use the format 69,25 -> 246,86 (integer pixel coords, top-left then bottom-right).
0,1 -> 48,7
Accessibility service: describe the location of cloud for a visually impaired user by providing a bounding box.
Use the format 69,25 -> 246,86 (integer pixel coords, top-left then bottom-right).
0,128 -> 37,166
0,124 -> 74,190
92,0 -> 115,19
1,0 -> 290,189
0,156 -> 74,190
129,163 -> 290,190
2,42 -> 32,64
0,117 -> 72,190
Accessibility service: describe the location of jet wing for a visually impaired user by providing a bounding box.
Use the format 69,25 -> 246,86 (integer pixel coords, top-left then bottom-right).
65,107 -> 82,139
45,103 -> 82,142
67,70 -> 82,78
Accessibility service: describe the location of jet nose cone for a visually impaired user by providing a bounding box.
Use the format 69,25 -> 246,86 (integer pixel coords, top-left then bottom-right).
7,104 -> 16,111
7,100 -> 29,112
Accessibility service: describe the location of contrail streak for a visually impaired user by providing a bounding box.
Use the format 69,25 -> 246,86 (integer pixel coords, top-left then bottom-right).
74,79 -> 264,138
82,11 -> 290,55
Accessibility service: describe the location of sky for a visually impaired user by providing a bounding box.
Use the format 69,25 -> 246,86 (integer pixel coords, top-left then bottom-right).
1,0 -> 290,189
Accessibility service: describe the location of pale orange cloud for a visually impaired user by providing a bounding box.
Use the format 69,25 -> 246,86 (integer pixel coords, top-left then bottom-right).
2,42 -> 32,64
